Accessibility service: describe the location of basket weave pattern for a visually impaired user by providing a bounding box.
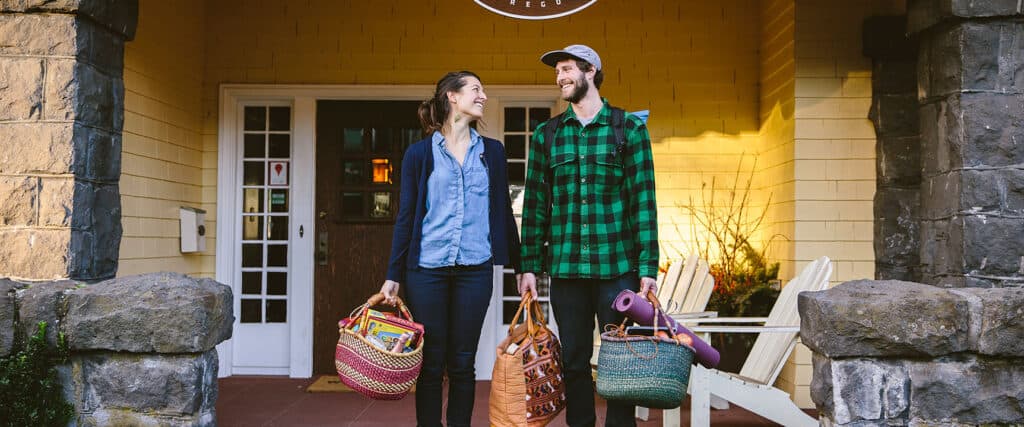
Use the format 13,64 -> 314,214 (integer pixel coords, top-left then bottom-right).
596,332 -> 694,409
335,294 -> 424,401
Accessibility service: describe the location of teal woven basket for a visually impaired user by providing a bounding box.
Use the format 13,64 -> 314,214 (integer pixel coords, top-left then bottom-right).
596,331 -> 694,409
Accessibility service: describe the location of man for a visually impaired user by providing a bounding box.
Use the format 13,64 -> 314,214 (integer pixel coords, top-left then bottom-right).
518,44 -> 659,427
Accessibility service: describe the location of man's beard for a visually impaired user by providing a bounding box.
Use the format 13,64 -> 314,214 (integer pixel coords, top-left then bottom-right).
563,77 -> 590,104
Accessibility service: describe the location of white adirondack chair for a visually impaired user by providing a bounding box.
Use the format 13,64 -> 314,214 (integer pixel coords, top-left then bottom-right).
636,255 -> 716,421
659,256 -> 832,427
656,254 -> 716,318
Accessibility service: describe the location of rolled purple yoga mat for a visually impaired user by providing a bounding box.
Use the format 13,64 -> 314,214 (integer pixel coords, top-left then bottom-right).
612,290 -> 721,368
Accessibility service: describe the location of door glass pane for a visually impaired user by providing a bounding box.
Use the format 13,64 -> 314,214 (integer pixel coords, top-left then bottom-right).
242,215 -> 263,240
529,108 -> 551,129
505,135 -> 526,159
268,134 -> 290,158
243,189 -> 264,214
241,299 -> 262,323
244,134 -> 265,158
242,271 -> 262,295
244,106 -> 266,131
242,244 -> 262,267
502,273 -> 517,297
269,189 -> 288,213
267,216 -> 289,241
244,162 -> 265,185
372,128 -> 392,153
401,128 -> 421,148
266,300 -> 287,323
504,107 -> 525,132
507,163 -> 526,186
343,128 -> 364,152
370,192 -> 392,218
267,272 -> 287,295
267,244 -> 287,267
502,301 -> 520,324
371,159 -> 391,184
343,161 -> 364,185
269,106 -> 290,131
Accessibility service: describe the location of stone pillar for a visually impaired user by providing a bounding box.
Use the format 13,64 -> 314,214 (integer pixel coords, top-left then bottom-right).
909,0 -> 1024,287
865,16 -> 921,282
2,272 -> 233,425
801,281 -> 1024,425
0,0 -> 138,281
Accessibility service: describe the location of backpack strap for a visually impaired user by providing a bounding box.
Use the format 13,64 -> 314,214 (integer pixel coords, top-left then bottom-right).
610,107 -> 627,157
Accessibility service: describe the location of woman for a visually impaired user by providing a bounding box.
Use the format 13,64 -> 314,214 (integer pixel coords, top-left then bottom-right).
380,71 -> 521,427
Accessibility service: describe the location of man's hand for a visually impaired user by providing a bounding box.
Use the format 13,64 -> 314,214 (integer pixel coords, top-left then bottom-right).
518,272 -> 538,300
639,276 -> 657,296
379,280 -> 400,305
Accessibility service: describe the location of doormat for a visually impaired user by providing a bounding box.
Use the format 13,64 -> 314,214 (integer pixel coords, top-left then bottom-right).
306,375 -> 353,392
305,375 -> 416,393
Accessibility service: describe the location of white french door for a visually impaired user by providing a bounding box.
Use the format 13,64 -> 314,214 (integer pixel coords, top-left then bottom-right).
231,103 -> 294,374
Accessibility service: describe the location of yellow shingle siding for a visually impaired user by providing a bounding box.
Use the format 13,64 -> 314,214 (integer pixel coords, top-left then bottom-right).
774,0 -> 904,408
120,0 -> 210,277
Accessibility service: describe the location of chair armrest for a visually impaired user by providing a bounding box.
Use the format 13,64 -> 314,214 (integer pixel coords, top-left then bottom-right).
667,311 -> 718,319
689,325 -> 800,334
682,316 -> 770,325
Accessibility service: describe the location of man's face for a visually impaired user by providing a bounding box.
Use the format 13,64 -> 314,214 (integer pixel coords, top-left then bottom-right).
555,59 -> 590,104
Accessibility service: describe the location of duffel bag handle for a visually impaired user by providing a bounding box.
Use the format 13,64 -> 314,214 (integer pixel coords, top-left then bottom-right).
506,294 -> 550,354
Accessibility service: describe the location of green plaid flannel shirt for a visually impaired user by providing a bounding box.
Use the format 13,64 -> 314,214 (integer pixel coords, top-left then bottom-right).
520,100 -> 659,279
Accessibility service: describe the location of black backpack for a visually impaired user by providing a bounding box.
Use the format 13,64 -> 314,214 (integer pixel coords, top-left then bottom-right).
542,106 -> 628,158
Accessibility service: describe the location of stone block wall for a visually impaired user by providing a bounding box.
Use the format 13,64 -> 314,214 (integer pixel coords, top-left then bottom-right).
864,16 -> 921,282
910,0 -> 1024,287
0,272 -> 232,426
800,280 -> 1024,425
0,0 -> 138,281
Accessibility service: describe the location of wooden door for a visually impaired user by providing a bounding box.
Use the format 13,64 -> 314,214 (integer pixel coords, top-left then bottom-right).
313,100 -> 422,373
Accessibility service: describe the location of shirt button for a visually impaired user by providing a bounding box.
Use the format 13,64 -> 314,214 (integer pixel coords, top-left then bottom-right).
581,198 -> 587,204
579,155 -> 585,160
582,224 -> 588,229
581,177 -> 587,183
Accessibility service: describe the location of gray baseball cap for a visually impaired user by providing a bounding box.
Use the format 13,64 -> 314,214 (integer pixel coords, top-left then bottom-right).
540,44 -> 602,71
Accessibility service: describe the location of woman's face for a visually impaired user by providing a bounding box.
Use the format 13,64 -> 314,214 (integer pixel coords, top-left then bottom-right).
449,76 -> 487,120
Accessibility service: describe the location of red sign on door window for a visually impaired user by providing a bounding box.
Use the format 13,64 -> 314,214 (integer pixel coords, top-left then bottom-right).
269,161 -> 289,186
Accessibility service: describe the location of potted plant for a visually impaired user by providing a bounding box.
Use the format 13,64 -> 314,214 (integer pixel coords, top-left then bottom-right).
669,155 -> 784,373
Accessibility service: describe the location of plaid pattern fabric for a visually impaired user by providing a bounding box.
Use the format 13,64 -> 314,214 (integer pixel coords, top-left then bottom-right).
520,100 -> 659,279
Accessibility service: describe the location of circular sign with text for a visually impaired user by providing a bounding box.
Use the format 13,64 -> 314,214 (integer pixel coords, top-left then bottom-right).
474,0 -> 598,20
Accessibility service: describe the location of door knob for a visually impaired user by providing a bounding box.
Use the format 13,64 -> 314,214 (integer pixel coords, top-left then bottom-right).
319,211 -> 328,219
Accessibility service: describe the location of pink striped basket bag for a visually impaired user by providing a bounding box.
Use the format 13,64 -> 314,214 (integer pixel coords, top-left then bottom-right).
335,293 -> 424,400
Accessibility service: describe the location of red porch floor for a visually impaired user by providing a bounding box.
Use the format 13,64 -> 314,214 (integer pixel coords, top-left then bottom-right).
216,376 -> 813,426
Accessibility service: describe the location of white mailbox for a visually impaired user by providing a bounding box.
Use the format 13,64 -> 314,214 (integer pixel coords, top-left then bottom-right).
180,206 -> 207,253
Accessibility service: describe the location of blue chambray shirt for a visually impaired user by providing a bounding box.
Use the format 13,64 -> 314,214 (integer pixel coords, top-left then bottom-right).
418,129 -> 492,268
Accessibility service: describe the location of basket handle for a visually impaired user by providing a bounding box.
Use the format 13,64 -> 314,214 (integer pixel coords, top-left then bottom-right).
348,292 -> 415,335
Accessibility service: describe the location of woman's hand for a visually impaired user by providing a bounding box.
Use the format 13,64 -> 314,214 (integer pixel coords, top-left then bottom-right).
380,280 -> 400,305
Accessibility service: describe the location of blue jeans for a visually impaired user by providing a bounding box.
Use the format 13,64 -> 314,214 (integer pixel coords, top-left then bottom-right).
550,273 -> 639,427
404,262 -> 493,427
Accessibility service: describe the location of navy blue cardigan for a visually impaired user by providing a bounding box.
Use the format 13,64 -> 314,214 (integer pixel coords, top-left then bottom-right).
386,136 -> 522,284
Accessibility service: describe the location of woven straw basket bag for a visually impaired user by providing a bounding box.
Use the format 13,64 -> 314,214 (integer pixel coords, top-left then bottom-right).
335,293 -> 423,400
